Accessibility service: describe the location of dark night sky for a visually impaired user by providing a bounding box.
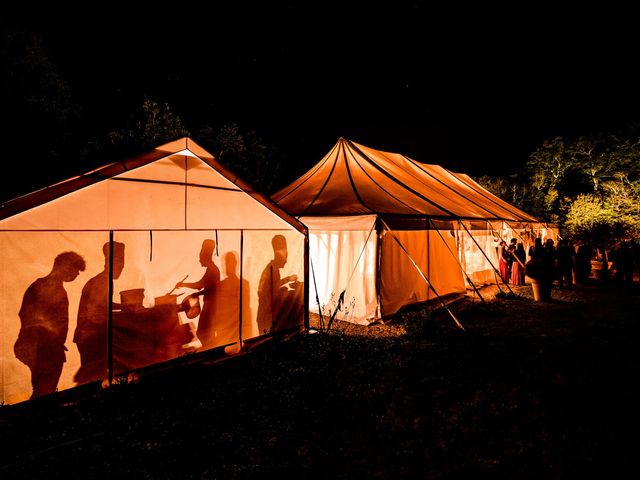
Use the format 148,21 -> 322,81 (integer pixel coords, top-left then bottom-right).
3,4 -> 640,190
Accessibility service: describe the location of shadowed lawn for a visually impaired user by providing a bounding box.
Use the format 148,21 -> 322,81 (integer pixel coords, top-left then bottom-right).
2,282 -> 640,479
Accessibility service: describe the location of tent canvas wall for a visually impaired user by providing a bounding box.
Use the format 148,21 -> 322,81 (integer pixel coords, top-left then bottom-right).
0,137 -> 307,405
272,138 -> 549,324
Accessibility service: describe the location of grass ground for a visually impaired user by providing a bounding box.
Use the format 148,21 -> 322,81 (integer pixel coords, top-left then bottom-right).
1,280 -> 640,479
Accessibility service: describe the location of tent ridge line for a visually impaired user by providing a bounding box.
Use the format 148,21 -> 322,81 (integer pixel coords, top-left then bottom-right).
343,142 -> 379,213
400,155 -> 508,219
0,136 -> 307,235
346,145 -> 424,215
295,213 -> 507,224
454,172 -> 531,221
450,172 -> 537,222
298,140 -> 365,217
345,140 -> 456,217
108,176 -> 241,192
272,141 -> 341,203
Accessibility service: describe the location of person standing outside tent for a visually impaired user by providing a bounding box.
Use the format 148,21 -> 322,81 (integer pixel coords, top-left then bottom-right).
14,251 -> 86,398
498,240 -> 511,284
176,239 -> 220,350
574,240 -> 592,286
556,239 -> 574,289
510,242 -> 527,285
528,237 -> 543,260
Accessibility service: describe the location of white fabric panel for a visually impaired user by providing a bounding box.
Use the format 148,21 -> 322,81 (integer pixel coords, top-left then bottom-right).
186,157 -> 243,190
461,230 -> 500,285
300,215 -> 377,231
0,141 -> 307,405
0,182 -> 110,230
241,230 -> 306,338
380,230 -> 465,317
0,232 -> 107,405
106,179 -> 186,229
308,228 -> 377,325
116,155 -> 190,183
112,231 -> 243,359
116,155 -> 242,191
186,186 -> 293,230
0,179 -> 186,230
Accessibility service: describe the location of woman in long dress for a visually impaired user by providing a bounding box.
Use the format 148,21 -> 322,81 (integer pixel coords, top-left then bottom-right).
510,243 -> 526,285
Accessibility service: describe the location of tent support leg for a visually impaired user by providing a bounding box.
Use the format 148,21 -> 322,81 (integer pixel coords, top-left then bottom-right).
431,219 -> 484,303
381,220 -> 465,331
486,222 -> 517,296
108,231 -> 114,387
459,221 -> 511,295
309,257 -> 325,331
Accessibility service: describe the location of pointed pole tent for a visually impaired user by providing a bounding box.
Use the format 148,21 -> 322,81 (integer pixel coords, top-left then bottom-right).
380,219 -> 465,331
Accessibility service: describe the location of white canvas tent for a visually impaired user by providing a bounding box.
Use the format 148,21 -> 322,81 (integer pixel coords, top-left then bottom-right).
0,137 -> 307,405
272,138 -> 553,324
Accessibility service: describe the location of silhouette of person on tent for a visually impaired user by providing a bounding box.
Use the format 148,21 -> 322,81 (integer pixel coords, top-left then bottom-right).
14,251 -> 86,398
215,251 -> 251,353
176,239 -> 220,350
256,234 -> 303,335
73,241 -> 125,385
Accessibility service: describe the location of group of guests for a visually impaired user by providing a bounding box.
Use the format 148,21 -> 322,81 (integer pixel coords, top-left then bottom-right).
535,238 -> 638,289
498,236 -> 590,288
498,238 -> 527,285
500,236 -> 602,289
526,237 -> 578,288
609,241 -> 636,286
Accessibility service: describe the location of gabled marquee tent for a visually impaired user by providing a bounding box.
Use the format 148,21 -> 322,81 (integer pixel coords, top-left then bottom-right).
1,137 -> 307,405
272,138 -> 554,324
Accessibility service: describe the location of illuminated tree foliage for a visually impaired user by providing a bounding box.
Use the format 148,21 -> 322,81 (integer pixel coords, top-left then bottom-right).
479,132 -> 640,244
564,194 -> 632,246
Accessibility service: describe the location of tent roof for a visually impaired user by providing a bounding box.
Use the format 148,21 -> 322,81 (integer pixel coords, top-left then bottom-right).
272,138 -> 539,223
448,172 -> 542,225
0,137 -> 306,233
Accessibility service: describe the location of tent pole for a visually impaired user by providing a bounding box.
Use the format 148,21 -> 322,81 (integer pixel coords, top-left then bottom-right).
107,231 -> 114,387
504,221 -> 528,246
304,233 -> 310,331
239,230 -> 245,350
501,221 -> 528,269
488,222 -> 522,291
380,220 -> 465,331
326,221 -> 377,331
309,257 -> 325,331
375,217 -> 383,320
485,221 -> 516,295
430,219 -> 484,302
459,221 -> 509,294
